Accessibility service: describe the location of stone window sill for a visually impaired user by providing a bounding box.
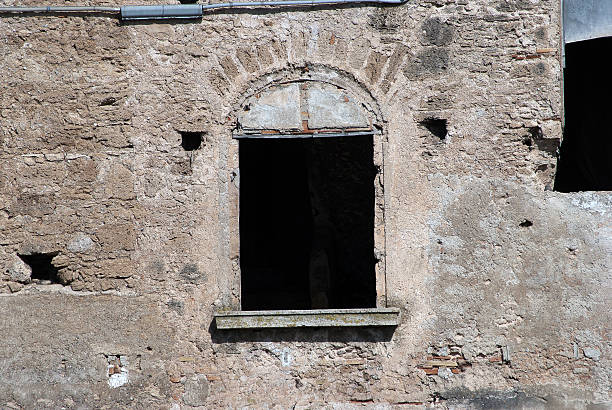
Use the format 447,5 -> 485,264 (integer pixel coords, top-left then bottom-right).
214,308 -> 400,329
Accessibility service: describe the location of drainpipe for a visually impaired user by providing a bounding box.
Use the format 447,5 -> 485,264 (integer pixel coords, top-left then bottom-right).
0,6 -> 119,13
121,4 -> 204,20
1,0 -> 408,21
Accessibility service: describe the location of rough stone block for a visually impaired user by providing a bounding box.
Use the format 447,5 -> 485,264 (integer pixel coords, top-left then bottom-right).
183,375 -> 209,406
5,254 -> 31,283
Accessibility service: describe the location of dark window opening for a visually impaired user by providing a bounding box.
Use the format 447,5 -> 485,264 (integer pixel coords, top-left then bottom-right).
18,252 -> 61,284
419,117 -> 447,140
179,131 -> 203,151
239,135 -> 377,310
554,37 -> 612,192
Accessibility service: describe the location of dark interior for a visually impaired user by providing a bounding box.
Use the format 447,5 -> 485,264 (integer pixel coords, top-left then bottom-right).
239,135 -> 377,310
554,37 -> 612,192
179,131 -> 203,151
18,252 -> 60,283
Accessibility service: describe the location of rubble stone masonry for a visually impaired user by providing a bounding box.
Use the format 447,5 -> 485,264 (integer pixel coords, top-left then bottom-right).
0,0 -> 610,408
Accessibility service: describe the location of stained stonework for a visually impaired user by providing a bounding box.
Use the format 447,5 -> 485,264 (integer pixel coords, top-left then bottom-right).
0,0 -> 610,409
237,80 -> 371,133
239,83 -> 303,131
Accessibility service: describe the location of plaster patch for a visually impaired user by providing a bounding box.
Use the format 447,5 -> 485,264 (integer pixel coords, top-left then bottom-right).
261,343 -> 294,366
107,355 -> 129,388
570,193 -> 612,215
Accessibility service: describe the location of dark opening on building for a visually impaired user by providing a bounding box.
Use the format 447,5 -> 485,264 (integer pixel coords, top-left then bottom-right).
18,252 -> 61,284
555,37 -> 612,192
179,131 -> 203,151
239,135 -> 377,310
419,117 -> 447,140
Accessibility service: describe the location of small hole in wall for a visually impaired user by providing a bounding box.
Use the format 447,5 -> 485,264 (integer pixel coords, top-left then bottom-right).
99,96 -> 117,106
519,220 -> 533,228
17,252 -> 61,284
179,0 -> 198,3
523,126 -> 558,155
179,131 -> 203,151
419,118 -> 447,140
528,126 -> 543,139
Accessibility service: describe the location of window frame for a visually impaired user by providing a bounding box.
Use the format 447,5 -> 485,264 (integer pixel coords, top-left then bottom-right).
215,77 -> 395,328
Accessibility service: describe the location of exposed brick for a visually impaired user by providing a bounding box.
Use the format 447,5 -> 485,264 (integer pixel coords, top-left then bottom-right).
208,68 -> 231,95
381,44 -> 408,93
235,47 -> 260,73
2,1 -> 604,408
219,56 -> 241,80
290,31 -> 308,61
256,45 -> 275,69
270,38 -> 287,61
364,51 -> 389,85
343,358 -> 366,365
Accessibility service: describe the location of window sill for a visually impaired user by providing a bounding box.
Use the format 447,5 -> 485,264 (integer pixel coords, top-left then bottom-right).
214,308 -> 400,329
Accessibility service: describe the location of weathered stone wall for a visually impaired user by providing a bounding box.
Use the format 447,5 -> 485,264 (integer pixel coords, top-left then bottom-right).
1,0 -> 610,408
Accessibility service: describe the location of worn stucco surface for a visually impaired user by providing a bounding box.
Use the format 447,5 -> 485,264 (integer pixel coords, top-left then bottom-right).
0,0 -> 610,408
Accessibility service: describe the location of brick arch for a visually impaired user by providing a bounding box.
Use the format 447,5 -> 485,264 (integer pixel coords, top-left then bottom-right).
208,32 -> 409,109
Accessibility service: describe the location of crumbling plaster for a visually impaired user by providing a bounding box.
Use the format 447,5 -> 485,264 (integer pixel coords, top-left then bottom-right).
0,0 -> 610,408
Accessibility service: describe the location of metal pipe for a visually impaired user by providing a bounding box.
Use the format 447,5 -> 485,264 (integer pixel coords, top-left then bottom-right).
2,0 -> 408,20
0,6 -> 119,13
121,4 -> 202,20
201,0 -> 407,10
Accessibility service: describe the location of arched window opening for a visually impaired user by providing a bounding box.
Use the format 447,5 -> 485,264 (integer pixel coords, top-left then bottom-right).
235,80 -> 381,311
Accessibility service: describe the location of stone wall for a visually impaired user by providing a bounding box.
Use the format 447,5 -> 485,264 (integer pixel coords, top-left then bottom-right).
1,0 -> 610,408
